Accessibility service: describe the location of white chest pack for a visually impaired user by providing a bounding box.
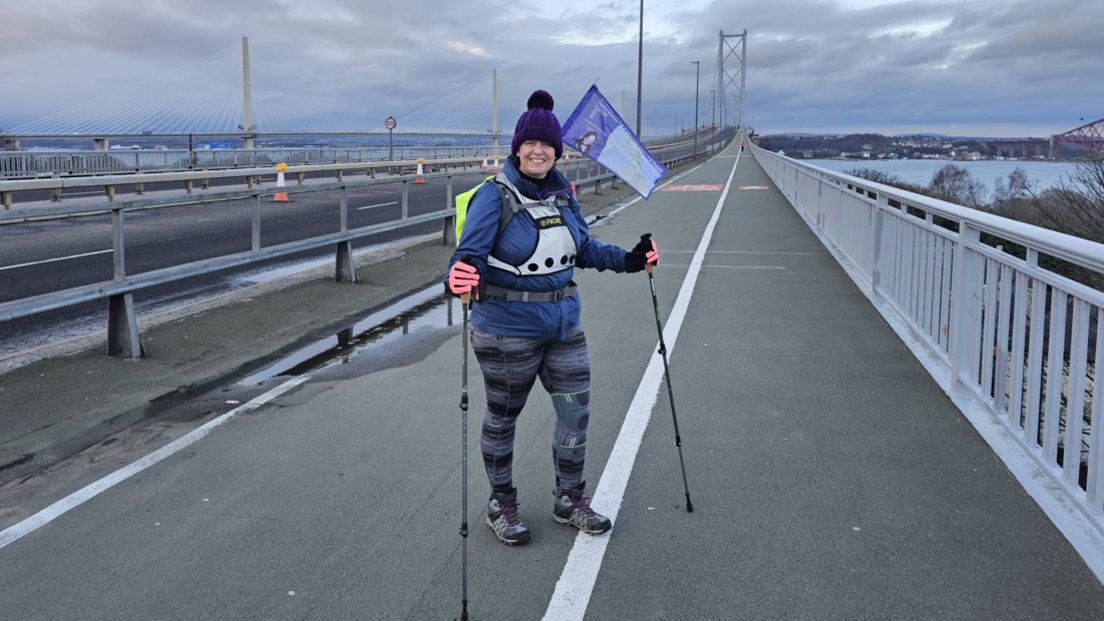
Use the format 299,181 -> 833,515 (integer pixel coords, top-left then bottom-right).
487,182 -> 579,277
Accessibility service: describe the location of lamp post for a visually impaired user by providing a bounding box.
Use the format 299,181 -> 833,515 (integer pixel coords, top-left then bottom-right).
710,89 -> 716,129
636,0 -> 644,138
691,61 -> 699,159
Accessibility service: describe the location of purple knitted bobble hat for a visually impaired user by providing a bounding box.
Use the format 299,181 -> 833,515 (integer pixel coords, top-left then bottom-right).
511,90 -> 563,160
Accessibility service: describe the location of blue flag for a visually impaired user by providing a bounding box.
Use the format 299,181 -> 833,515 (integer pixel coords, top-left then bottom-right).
561,85 -> 668,200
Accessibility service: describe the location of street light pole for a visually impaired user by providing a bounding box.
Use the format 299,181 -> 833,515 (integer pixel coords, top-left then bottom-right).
710,89 -> 715,129
691,61 -> 699,159
636,0 -> 644,138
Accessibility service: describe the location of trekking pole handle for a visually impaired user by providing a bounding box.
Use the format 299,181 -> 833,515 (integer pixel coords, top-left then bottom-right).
459,256 -> 474,305
640,234 -> 655,274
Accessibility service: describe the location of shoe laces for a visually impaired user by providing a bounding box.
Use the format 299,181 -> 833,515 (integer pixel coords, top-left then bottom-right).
570,495 -> 596,518
499,500 -> 522,526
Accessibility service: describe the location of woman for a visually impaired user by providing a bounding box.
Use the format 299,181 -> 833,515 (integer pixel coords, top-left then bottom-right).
573,130 -> 598,154
447,90 -> 659,545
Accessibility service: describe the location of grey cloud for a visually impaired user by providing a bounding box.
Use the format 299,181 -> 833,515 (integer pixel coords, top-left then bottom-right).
1,0 -> 1100,137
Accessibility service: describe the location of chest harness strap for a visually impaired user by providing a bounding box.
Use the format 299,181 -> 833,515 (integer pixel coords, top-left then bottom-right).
481,282 -> 578,302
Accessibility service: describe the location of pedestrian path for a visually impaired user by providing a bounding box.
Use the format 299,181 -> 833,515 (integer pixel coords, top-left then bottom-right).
1,141 -> 1102,620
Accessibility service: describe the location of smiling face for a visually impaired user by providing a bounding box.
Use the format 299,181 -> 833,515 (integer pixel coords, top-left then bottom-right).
517,140 -> 555,178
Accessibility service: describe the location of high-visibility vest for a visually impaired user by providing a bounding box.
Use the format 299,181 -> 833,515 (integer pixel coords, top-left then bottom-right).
455,175 -> 517,246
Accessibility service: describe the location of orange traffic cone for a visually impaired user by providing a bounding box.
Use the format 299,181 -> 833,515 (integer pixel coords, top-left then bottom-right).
481,154 -> 489,170
272,162 -> 290,202
415,157 -> 426,184
492,154 -> 500,170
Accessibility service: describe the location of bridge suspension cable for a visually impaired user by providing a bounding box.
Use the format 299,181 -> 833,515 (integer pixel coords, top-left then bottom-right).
11,44 -> 501,138
377,74 -> 496,135
11,45 -> 245,136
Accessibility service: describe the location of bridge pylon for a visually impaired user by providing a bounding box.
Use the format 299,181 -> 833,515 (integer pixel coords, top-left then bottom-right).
718,30 -> 748,129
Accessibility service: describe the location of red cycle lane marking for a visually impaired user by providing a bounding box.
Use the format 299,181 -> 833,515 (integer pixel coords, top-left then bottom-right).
659,185 -> 725,192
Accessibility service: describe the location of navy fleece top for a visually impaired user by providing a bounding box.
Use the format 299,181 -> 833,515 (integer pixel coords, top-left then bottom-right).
449,158 -> 627,339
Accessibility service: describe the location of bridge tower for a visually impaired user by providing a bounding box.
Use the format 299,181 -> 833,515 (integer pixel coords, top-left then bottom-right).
242,36 -> 255,150
491,69 -> 498,151
717,30 -> 747,129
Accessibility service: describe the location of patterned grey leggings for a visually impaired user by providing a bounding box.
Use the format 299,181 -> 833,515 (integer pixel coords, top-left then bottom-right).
471,325 -> 591,497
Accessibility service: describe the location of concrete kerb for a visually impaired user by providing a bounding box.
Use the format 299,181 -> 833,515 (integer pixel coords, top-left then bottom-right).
0,154 -> 707,487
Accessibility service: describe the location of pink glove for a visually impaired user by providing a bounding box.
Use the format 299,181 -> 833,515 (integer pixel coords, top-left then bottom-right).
645,238 -> 659,266
448,261 -> 480,295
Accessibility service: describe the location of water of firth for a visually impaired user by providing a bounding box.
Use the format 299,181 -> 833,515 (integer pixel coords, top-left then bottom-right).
804,159 -> 1084,200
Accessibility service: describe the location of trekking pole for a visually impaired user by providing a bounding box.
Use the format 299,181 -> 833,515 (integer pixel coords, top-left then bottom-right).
458,259 -> 473,621
643,237 -> 694,513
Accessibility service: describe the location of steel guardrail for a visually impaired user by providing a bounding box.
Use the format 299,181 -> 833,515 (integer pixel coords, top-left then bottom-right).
0,208 -> 452,323
0,129 -> 736,357
0,145 -> 500,179
0,154 -> 492,210
0,130 -> 737,216
751,142 -> 1104,537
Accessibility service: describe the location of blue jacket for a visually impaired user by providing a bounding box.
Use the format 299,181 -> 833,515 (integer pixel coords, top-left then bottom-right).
449,158 -> 627,339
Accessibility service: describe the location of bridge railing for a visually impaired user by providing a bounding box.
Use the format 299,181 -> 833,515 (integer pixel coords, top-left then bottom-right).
0,130 -> 737,181
752,144 -> 1104,535
0,146 -> 499,179
0,131 -> 735,211
0,130 -> 733,358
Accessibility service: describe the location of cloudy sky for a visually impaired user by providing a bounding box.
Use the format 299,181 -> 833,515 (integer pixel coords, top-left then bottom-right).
1,0 -> 1101,138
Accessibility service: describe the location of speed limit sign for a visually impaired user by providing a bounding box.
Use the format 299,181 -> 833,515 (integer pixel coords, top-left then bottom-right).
384,116 -> 397,130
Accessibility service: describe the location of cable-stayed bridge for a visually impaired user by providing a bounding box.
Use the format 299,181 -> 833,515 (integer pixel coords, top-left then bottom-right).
9,41 -> 504,141
7,35 -> 748,147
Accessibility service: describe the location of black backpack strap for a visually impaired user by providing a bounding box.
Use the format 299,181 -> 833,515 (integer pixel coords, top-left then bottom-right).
494,182 -> 520,238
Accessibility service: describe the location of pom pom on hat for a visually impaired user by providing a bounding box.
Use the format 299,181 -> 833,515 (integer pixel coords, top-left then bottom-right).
527,90 -> 554,111
512,90 -> 563,160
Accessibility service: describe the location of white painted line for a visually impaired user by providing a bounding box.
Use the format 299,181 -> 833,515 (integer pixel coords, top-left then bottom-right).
0,249 -> 112,272
660,264 -> 786,270
543,145 -> 743,620
665,250 -> 820,256
0,376 -> 309,550
356,201 -> 398,211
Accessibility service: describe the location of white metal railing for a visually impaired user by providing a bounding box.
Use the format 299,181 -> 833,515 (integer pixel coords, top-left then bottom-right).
0,145 -> 498,179
0,130 -> 737,211
0,131 -> 737,180
752,144 -> 1104,535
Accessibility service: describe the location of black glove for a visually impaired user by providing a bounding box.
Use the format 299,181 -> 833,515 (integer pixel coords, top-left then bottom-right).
623,233 -> 653,273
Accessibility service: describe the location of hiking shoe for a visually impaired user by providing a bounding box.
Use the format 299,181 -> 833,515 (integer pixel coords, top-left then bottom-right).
553,485 -> 612,535
486,488 -> 531,546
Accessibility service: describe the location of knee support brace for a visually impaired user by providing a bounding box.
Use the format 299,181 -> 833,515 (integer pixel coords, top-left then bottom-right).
551,388 -> 590,449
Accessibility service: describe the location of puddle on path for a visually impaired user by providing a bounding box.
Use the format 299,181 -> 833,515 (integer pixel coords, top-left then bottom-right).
237,284 -> 464,386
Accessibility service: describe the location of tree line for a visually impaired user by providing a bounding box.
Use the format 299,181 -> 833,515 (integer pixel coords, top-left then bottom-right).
847,161 -> 1104,289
